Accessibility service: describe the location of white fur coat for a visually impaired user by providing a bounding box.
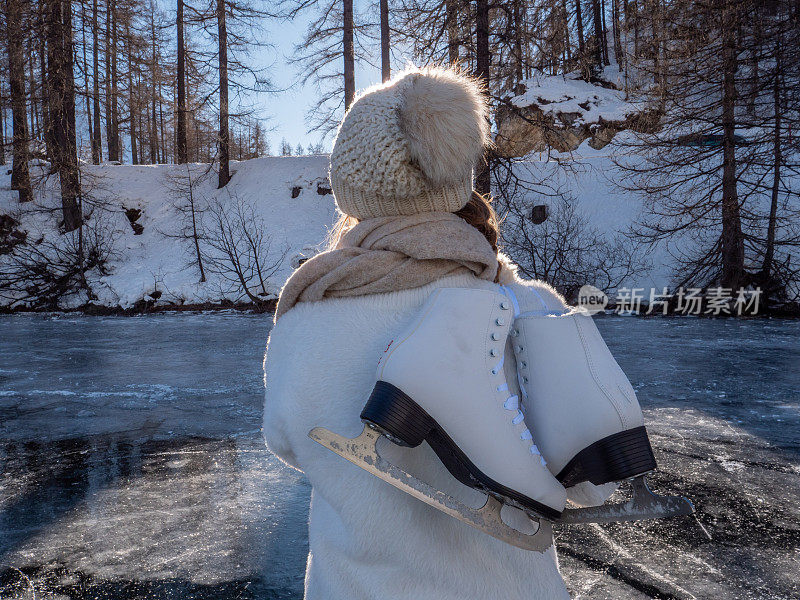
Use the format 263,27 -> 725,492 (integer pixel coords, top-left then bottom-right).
263,267 -> 613,600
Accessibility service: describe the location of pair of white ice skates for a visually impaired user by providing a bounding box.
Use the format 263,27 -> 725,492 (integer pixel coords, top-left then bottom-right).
310,286 -> 693,551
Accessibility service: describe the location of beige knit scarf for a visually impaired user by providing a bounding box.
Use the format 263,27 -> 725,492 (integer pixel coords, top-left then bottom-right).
274,212 -> 500,321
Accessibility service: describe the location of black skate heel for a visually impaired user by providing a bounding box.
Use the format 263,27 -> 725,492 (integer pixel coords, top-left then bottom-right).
360,381 -> 436,448
556,426 -> 657,488
361,380 -> 563,522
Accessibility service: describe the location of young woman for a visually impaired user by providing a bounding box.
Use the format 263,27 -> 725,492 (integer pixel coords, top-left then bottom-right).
263,66 -> 613,599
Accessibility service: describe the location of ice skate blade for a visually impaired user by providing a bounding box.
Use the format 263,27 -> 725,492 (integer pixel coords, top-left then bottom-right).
557,475 -> 695,525
309,425 -> 554,552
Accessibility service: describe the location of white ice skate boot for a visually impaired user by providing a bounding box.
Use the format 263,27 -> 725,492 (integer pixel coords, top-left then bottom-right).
359,286 -> 566,521
310,286 -> 692,541
508,288 -> 656,488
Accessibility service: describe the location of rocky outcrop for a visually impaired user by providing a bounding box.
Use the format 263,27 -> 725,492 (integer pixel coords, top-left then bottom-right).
494,74 -> 661,157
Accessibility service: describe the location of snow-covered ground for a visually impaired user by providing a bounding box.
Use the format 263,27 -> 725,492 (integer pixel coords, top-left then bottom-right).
1,152 -> 674,310
0,156 -> 338,309
1,313 -> 798,599
515,141 -> 675,292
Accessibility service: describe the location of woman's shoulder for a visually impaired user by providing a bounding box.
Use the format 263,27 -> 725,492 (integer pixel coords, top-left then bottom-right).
272,272 -> 500,330
496,254 -> 569,312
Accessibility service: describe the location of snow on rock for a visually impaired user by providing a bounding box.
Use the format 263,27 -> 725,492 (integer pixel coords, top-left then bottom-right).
511,72 -> 638,123
495,71 -> 659,157
0,156 -> 338,309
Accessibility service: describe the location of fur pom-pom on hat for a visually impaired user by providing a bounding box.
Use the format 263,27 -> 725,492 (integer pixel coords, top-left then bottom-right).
329,66 -> 490,220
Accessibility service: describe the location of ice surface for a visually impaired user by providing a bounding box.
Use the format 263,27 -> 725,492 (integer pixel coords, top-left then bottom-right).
0,313 -> 798,599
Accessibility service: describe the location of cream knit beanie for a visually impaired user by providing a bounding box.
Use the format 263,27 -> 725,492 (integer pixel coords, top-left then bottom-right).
329,66 -> 490,220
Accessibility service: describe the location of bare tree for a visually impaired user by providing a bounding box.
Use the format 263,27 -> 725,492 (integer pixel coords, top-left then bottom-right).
163,164 -> 208,282
495,160 -> 650,299
203,193 -> 286,307
0,208 -> 115,308
280,0 -> 369,134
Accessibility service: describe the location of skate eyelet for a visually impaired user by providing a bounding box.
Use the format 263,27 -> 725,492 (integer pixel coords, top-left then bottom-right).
496,318 -> 505,326
516,345 -> 524,352
510,329 -> 518,337
491,369 -> 498,375
523,376 -> 529,383
500,301 -> 510,310
491,332 -> 500,341
521,361 -> 527,368
489,348 -> 498,357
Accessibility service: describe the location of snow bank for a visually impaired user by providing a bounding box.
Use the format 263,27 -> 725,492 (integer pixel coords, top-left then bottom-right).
0,156 -> 338,309
0,151 -> 670,310
516,140 -> 673,292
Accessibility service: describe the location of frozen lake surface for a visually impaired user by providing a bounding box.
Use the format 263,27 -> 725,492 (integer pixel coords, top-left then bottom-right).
0,312 -> 798,599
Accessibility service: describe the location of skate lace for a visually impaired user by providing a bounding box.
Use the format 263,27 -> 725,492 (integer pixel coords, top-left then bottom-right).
493,286 -> 546,467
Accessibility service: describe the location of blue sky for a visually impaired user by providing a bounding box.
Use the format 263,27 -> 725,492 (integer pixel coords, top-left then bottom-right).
261,12 -> 388,153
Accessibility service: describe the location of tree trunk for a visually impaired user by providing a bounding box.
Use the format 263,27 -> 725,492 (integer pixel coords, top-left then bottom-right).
651,0 -> 661,88
575,0 -> 585,55
39,12 -> 55,158
127,22 -> 138,165
91,0 -> 101,162
590,0 -> 603,71
150,96 -> 158,163
600,0 -> 609,65
761,39 -> 782,277
612,0 -> 622,66
513,0 -> 524,85
343,0 -> 355,110
575,0 -> 586,78
379,0 -> 390,81
149,12 -> 158,163
217,0 -> 230,187
159,76 -> 166,162
0,85 -> 5,165
111,0 -> 119,160
7,0 -> 34,202
27,28 -> 39,140
563,0 -> 571,71
720,0 -> 744,291
105,0 -> 120,161
81,1 -> 94,160
446,0 -> 458,64
475,0 -> 490,196
46,0 -> 81,231
176,0 -> 187,163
